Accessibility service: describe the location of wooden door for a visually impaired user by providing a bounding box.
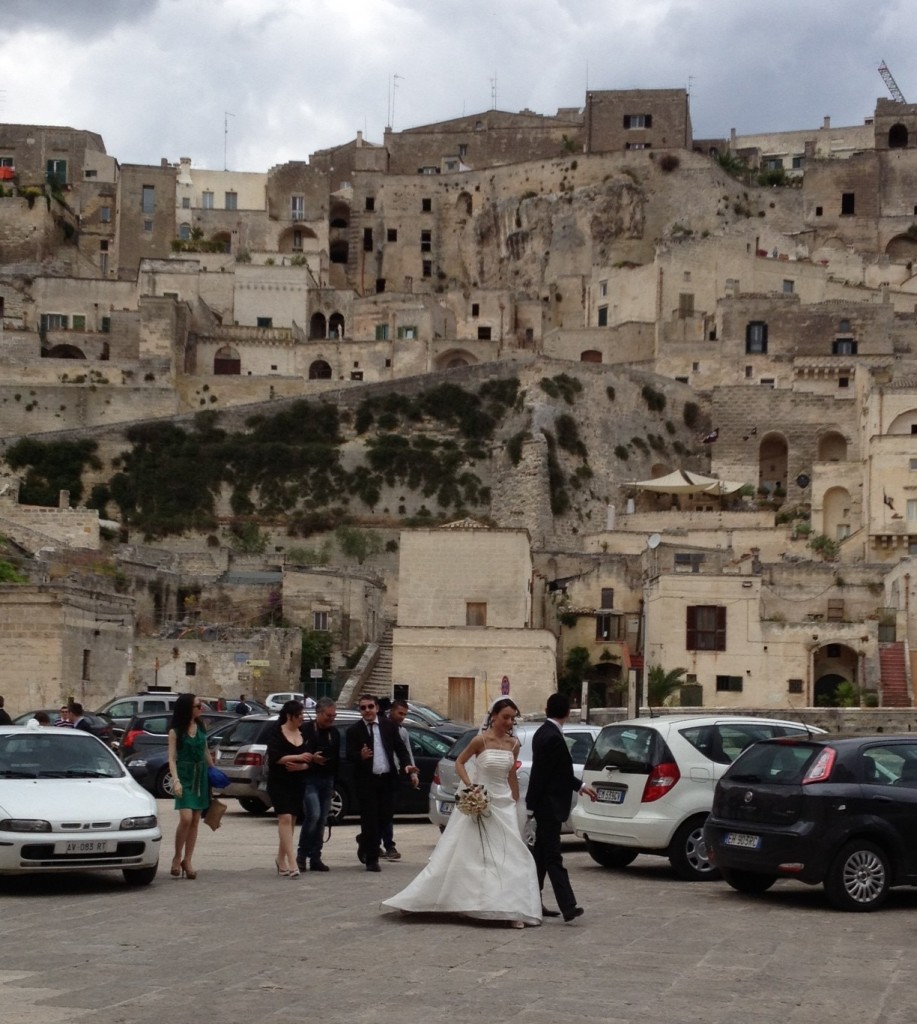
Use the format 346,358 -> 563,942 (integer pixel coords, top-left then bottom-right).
447,677 -> 475,724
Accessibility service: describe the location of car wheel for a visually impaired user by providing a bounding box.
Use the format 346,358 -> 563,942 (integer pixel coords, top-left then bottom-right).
585,838 -> 638,869
720,867 -> 777,895
239,796 -> 270,815
155,765 -> 175,799
328,786 -> 346,824
668,815 -> 720,881
824,840 -> 890,912
123,864 -> 158,886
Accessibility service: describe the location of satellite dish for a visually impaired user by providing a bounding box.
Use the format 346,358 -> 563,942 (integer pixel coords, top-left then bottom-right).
647,533 -> 661,550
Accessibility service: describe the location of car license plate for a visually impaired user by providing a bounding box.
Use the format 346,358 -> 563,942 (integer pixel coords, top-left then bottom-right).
439,801 -> 453,816
724,832 -> 761,850
55,839 -> 116,855
595,787 -> 626,804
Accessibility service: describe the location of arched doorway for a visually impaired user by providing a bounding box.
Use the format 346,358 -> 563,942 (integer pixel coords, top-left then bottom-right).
817,430 -> 847,461
308,360 -> 332,379
889,123 -> 909,149
214,346 -> 241,375
328,313 -> 345,338
822,486 -> 851,540
329,201 -> 349,229
580,350 -> 603,363
814,672 -> 848,705
456,191 -> 472,217
758,432 -> 788,493
211,231 -> 231,253
44,344 -> 86,359
330,240 -> 348,264
309,313 -> 327,340
813,642 -> 859,704
885,234 -> 917,260
434,349 -> 477,371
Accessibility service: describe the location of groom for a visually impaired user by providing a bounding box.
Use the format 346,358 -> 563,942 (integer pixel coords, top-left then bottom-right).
526,692 -> 597,922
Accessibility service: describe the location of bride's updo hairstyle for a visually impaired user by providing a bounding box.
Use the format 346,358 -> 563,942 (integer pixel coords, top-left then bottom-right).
485,697 -> 520,733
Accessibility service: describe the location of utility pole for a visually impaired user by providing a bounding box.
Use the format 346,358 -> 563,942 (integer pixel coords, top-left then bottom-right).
223,111 -> 235,170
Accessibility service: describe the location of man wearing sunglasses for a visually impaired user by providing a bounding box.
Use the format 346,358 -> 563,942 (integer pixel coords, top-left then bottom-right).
345,695 -> 413,873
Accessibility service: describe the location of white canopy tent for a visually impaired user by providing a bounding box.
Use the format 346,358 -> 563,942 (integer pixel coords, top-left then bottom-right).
631,470 -> 746,496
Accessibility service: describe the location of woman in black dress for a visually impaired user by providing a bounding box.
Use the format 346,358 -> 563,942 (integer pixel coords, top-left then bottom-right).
267,699 -> 312,877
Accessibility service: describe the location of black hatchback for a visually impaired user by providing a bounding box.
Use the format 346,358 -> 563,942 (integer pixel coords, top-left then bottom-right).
705,735 -> 917,911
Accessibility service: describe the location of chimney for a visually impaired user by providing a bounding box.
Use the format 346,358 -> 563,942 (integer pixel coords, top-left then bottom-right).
356,131 -> 363,147
823,116 -> 831,130
58,490 -> 69,509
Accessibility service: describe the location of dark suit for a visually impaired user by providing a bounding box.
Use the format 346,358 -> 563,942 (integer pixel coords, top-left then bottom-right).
525,720 -> 582,915
345,716 -> 411,867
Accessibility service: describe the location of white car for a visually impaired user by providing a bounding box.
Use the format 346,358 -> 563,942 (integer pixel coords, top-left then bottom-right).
263,692 -> 307,711
571,714 -> 826,880
0,727 -> 161,885
428,721 -> 601,831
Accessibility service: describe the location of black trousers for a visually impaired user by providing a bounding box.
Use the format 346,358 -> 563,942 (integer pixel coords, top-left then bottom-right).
355,772 -> 396,865
532,810 -> 576,914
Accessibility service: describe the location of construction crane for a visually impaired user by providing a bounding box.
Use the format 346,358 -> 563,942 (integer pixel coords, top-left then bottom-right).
879,60 -> 907,103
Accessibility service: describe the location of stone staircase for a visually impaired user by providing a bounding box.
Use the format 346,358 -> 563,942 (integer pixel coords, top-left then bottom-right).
362,623 -> 394,700
879,641 -> 911,707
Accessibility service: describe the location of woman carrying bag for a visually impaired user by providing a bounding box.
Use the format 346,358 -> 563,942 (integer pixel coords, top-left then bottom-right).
167,693 -> 214,879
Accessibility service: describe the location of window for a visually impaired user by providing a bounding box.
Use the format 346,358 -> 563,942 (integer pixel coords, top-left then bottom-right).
185,662 -> 197,676
46,159 -> 67,185
351,370 -> 363,381
292,229 -> 303,250
458,144 -> 468,159
375,323 -> 389,340
143,219 -> 153,232
746,321 -> 768,354
760,378 -> 775,387
225,191 -> 237,211
420,229 -> 432,252
907,499 -> 917,522
256,317 -> 273,328
0,157 -> 13,168
838,319 -> 851,333
179,223 -> 191,240
101,317 -> 111,333
100,205 -> 111,223
595,613 -> 618,641
782,279 -> 794,294
600,588 -> 614,609
40,313 -> 68,332
99,253 -> 108,276
202,191 -> 214,209
477,326 -> 492,340
624,114 -> 652,128
788,678 -> 804,694
421,198 -> 432,212
71,315 -> 85,331
678,293 -> 694,317
838,377 -> 850,389
313,611 -> 329,631
841,192 -> 855,215
397,326 -> 417,339
764,157 -> 783,170
471,303 -> 479,317
420,166 -> 439,175
716,675 -> 743,693
365,196 -> 375,211
815,205 -> 823,216
597,306 -> 608,327
181,196 -> 191,209
686,605 -> 726,651
363,227 -> 373,251
141,185 -> 155,214
375,278 -> 385,293
909,457 -> 917,470
82,649 -> 91,681
387,228 -> 398,242
466,602 -> 487,626
291,195 -> 304,220
599,280 -> 608,297
626,142 -> 649,150
422,260 -> 432,277
832,339 -> 857,355
675,553 -> 705,573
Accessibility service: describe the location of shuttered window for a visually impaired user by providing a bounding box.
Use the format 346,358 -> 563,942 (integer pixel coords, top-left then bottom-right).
686,605 -> 726,651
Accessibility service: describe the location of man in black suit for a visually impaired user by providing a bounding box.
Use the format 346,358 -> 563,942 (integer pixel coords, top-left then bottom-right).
526,692 -> 597,921
345,695 -> 413,872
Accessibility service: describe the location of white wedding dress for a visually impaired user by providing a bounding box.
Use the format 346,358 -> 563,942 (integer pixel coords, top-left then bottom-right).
382,748 -> 542,926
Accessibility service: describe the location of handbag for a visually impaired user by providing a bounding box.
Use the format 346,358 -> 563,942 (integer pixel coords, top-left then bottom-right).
208,766 -> 231,790
203,797 -> 227,831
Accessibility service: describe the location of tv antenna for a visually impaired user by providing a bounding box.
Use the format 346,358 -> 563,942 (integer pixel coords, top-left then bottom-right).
490,73 -> 497,110
223,111 -> 235,170
388,74 -> 403,130
878,61 -> 907,103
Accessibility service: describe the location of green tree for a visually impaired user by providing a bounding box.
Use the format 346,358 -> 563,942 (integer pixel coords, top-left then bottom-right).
646,665 -> 687,707
335,526 -> 383,564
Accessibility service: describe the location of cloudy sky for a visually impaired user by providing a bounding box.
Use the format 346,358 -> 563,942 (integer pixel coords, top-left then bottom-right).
2,0 -> 915,171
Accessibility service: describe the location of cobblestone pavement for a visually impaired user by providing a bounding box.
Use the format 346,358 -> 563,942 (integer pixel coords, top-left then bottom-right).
0,801 -> 914,1024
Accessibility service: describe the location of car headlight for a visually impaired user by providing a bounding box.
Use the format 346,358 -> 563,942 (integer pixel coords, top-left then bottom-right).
0,818 -> 52,832
120,815 -> 157,830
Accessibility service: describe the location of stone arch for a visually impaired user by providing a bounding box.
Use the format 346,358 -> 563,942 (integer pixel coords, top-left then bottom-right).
45,343 -> 86,359
211,231 -> 232,253
758,432 -> 788,492
887,408 -> 917,434
580,349 -> 602,363
279,225 -> 317,253
822,485 -> 851,540
456,191 -> 472,217
329,201 -> 349,229
214,345 -> 241,375
889,123 -> 909,149
330,239 -> 348,264
308,360 -> 332,380
885,234 -> 917,259
434,348 -> 478,371
309,312 -> 327,340
819,236 -> 848,251
813,640 -> 859,704
817,430 -> 847,461
328,312 -> 345,338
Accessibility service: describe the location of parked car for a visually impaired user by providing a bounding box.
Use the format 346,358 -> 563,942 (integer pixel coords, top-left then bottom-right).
212,712 -> 453,822
12,709 -> 115,746
428,722 -> 601,831
264,692 -> 306,711
403,701 -> 471,740
95,692 -> 201,739
571,715 -> 825,880
705,734 -> 917,911
124,720 -> 237,798
118,710 -> 239,760
200,697 -> 268,715
0,726 -> 160,884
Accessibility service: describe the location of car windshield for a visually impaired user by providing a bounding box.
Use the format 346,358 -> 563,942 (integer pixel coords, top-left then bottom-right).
445,729 -> 479,761
725,741 -> 821,783
585,725 -> 661,772
0,733 -> 124,778
411,703 -> 448,724
220,719 -> 274,745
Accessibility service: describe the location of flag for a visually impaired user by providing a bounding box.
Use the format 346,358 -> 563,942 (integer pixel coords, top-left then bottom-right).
884,492 -> 895,509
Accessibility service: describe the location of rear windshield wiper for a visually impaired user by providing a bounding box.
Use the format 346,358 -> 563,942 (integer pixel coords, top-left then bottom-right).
0,769 -> 38,778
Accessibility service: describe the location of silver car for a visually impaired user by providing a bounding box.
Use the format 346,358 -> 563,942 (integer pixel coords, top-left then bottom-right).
428,721 -> 600,831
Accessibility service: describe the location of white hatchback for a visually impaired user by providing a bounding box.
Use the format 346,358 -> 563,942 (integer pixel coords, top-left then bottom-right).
0,727 -> 161,884
571,714 -> 825,880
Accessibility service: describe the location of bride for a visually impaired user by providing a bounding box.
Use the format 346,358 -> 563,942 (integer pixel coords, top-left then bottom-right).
382,697 -> 542,927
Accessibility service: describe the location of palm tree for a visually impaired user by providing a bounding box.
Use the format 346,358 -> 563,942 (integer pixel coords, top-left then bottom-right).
646,665 -> 687,708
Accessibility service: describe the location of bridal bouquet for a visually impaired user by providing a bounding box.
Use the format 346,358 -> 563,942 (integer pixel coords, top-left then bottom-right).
456,784 -> 491,819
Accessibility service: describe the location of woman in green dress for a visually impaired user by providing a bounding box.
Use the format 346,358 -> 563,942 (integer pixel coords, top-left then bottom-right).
167,692 -> 213,879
